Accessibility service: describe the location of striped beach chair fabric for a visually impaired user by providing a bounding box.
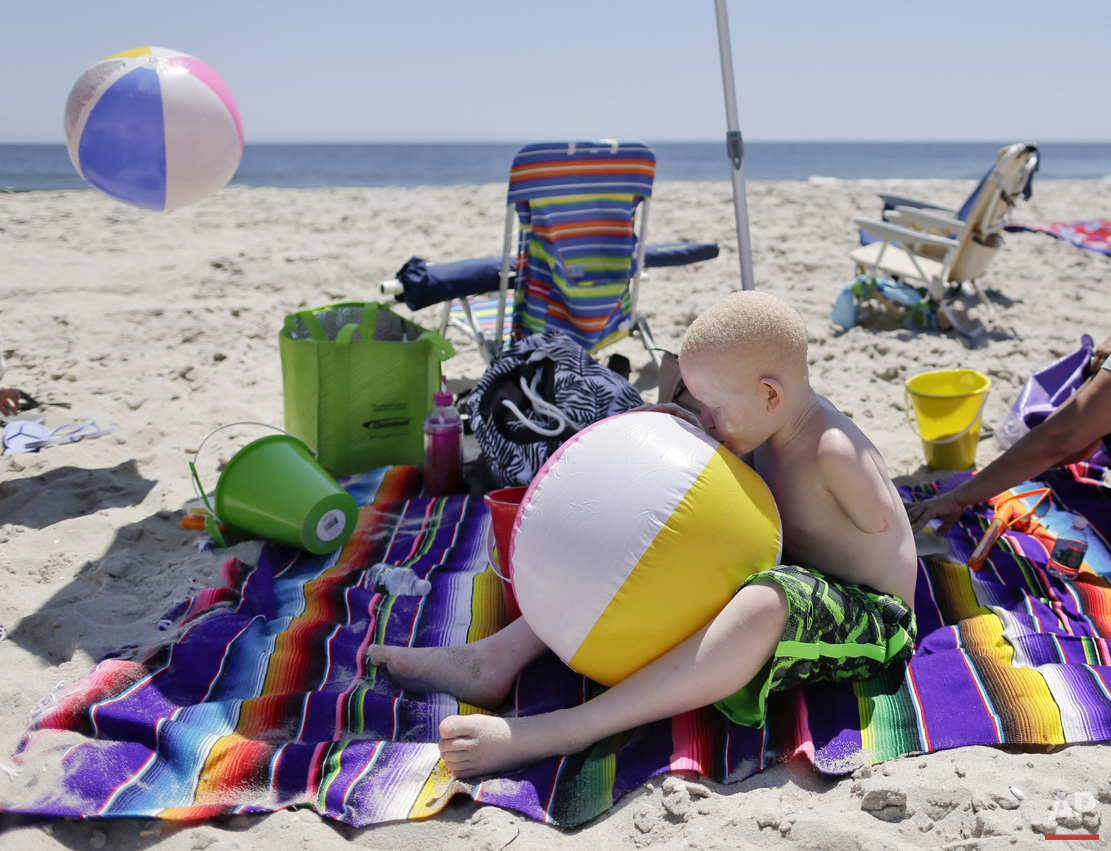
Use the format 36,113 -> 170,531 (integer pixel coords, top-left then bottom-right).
447,295 -> 513,345
498,141 -> 657,358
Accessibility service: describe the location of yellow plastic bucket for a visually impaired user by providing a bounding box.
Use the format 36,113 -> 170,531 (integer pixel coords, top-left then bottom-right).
905,369 -> 992,470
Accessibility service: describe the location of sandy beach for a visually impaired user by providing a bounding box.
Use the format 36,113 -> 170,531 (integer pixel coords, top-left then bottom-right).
1,178 -> 1110,850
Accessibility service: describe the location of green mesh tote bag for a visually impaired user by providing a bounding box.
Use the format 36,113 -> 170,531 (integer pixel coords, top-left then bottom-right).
280,302 -> 454,477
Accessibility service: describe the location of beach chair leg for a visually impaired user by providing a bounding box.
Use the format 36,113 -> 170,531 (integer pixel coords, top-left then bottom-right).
938,299 -> 984,339
459,298 -> 495,363
628,198 -> 651,324
869,241 -> 888,278
971,281 -> 994,313
635,316 -> 663,369
444,298 -> 495,363
439,300 -> 452,335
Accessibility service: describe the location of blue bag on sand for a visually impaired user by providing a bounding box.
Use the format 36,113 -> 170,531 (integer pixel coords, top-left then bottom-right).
830,276 -> 934,331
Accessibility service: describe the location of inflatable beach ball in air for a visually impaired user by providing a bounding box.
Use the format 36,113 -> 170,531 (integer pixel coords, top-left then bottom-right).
510,411 -> 782,686
64,46 -> 243,211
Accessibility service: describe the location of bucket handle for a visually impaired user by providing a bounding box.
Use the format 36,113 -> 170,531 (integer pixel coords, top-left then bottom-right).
188,422 -> 314,545
904,389 -> 990,445
486,523 -> 510,584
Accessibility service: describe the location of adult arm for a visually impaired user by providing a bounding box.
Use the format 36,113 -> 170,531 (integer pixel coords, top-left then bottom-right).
907,367 -> 1111,532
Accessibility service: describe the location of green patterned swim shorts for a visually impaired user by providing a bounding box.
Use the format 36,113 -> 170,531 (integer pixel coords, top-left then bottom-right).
714,564 -> 916,728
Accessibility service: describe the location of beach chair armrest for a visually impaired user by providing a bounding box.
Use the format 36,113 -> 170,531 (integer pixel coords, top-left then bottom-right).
886,207 -> 965,233
379,279 -> 404,299
875,193 -> 957,214
854,217 -> 960,249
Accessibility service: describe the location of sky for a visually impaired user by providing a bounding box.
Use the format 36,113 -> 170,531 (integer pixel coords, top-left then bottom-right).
3,0 -> 1109,144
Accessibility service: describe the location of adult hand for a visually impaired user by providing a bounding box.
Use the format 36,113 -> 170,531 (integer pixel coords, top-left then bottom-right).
1091,335 -> 1111,375
0,387 -> 19,417
905,490 -> 967,535
631,402 -> 702,430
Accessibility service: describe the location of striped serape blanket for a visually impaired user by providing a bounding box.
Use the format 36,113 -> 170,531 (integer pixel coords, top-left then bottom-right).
1006,219 -> 1111,257
7,463 -> 1111,828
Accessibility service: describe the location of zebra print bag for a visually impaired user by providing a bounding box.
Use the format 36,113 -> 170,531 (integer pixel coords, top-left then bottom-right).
468,332 -> 644,487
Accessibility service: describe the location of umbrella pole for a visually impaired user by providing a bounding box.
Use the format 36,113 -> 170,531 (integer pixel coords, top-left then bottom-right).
714,0 -> 755,291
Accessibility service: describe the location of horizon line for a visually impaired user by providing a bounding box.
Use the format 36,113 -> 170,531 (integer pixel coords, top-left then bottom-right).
4,139 -> 1111,146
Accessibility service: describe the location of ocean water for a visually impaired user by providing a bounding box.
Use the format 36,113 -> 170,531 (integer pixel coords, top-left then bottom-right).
2,142 -> 1110,191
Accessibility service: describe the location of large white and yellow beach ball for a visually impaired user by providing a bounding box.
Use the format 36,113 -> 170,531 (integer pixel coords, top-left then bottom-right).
64,47 -> 243,211
509,411 -> 782,686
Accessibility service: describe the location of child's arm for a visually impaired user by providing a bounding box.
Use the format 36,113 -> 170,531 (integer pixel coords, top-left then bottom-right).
817,433 -> 899,534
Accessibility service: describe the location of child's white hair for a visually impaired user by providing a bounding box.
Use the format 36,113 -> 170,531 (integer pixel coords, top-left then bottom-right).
680,291 -> 808,380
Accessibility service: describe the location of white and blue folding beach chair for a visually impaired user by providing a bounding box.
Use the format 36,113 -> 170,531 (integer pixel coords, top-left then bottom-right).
850,142 -> 1039,332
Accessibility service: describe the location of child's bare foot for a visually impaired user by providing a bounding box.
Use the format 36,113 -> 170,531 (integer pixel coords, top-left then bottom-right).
438,713 -> 586,778
367,644 -> 515,710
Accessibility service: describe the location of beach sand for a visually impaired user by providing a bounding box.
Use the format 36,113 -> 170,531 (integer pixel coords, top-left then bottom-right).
1,179 -> 1109,849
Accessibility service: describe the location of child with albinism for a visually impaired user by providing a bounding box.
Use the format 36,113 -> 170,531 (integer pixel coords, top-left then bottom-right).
370,291 -> 918,778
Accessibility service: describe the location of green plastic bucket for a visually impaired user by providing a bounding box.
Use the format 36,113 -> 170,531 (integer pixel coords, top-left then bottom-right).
190,424 -> 358,554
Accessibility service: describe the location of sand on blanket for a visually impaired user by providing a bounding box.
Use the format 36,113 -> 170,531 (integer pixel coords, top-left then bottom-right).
1,179 -> 1110,849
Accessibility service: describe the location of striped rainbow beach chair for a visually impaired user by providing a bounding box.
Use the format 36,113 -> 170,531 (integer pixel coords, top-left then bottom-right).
486,141 -> 660,363
375,143 -> 717,364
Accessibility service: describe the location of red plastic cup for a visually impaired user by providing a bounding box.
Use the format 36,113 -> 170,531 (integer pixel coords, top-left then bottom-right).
483,486 -> 528,622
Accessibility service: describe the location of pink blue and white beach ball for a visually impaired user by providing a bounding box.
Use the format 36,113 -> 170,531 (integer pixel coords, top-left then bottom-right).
64,47 -> 243,212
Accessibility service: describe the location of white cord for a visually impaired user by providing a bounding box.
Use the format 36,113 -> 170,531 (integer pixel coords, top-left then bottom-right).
500,370 -> 571,437
525,377 -> 574,430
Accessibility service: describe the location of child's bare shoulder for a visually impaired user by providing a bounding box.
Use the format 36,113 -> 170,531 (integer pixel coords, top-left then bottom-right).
808,402 -> 889,491
811,400 -> 877,459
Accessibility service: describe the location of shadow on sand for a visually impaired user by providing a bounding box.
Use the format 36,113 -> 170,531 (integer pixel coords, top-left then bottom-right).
3,458 -> 253,666
0,461 -> 156,529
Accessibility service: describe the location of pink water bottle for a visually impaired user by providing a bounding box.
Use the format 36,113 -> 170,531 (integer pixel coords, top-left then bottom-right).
423,390 -> 463,496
